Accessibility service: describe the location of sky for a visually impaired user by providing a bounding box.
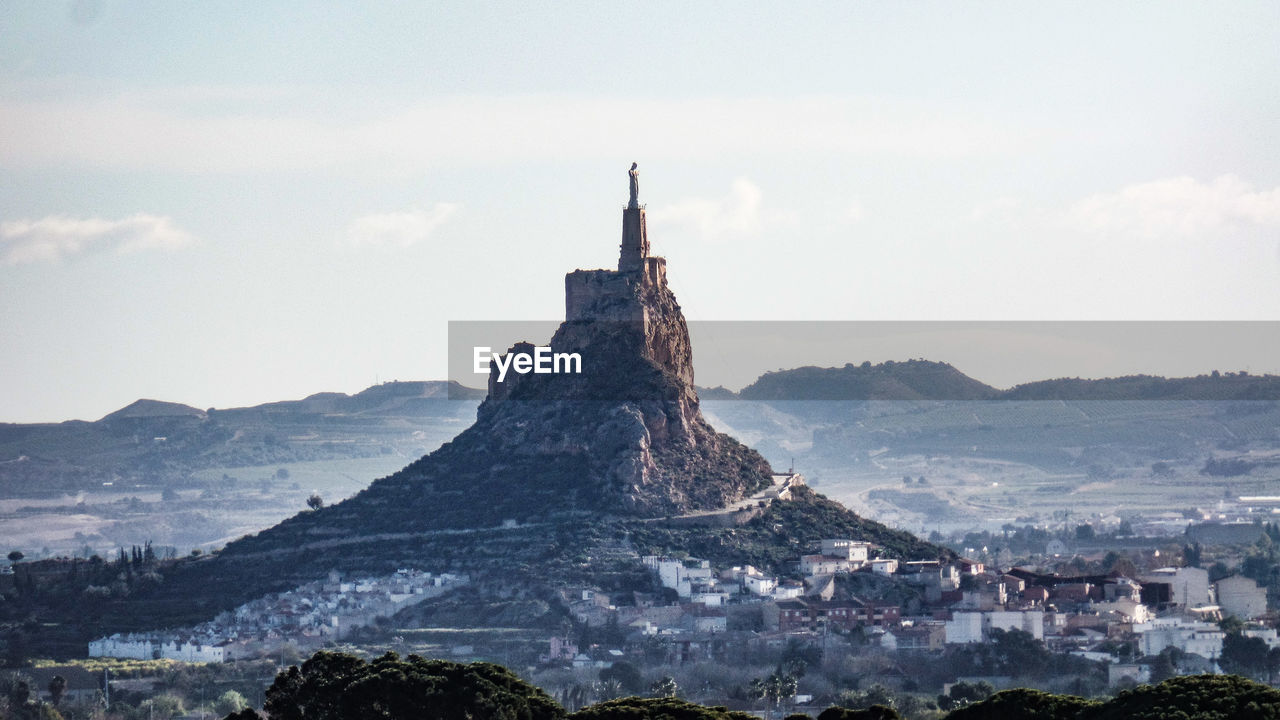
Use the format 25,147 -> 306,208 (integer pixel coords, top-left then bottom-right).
2,1 -> 1279,422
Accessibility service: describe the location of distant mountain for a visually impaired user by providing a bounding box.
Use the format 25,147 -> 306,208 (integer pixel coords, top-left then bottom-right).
101,399 -> 207,422
724,362 -> 1280,401
736,359 -> 1000,400
0,381 -> 483,498
1003,372 -> 1280,400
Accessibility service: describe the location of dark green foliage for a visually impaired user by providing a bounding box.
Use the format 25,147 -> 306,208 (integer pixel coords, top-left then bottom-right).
261,651 -> 565,720
1201,457 -> 1256,477
1092,674 -> 1280,720
599,662 -> 645,694
943,688 -> 1095,720
944,628 -> 1059,679
937,680 -> 995,711
942,675 -> 1280,720
1005,373 -> 1280,400
569,696 -> 756,720
816,706 -> 902,720
740,360 -> 999,400
1220,631 -> 1275,679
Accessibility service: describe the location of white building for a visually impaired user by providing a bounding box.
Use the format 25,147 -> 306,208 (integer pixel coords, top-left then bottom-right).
821,539 -> 871,564
645,557 -> 713,599
1143,567 -> 1211,608
1134,617 -> 1224,659
870,559 -> 898,575
774,582 -> 804,600
987,610 -> 1045,641
1092,598 -> 1152,624
89,635 -> 228,662
1215,575 -> 1268,620
799,554 -> 850,576
945,612 -> 984,644
745,574 -> 777,596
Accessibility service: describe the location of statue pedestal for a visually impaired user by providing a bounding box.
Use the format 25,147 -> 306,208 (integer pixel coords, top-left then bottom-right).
619,206 -> 649,273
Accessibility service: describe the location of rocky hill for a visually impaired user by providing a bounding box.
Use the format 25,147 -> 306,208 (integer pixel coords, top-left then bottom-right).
724,363 -> 1280,401
0,179 -> 949,653
0,381 -> 483,498
228,200 -> 774,546
738,359 -> 1000,400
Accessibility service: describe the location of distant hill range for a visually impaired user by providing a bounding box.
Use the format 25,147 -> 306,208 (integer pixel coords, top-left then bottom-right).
706,359 -> 1280,401
5,362 -> 1277,499
0,381 -> 484,498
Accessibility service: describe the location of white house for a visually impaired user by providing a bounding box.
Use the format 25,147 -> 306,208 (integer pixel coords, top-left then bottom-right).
870,558 -> 898,575
1215,575 -> 1268,620
800,554 -> 850,576
821,539 -> 871,564
987,610 -> 1045,641
1143,567 -> 1211,607
944,612 -> 984,644
1134,618 -> 1224,659
745,574 -> 777,596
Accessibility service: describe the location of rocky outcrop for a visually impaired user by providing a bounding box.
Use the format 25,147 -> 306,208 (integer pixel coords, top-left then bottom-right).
474,252 -> 770,514
225,202 -> 772,548
454,205 -> 770,517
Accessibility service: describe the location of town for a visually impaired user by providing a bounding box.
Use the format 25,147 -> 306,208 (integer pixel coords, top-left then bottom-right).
89,569 -> 466,663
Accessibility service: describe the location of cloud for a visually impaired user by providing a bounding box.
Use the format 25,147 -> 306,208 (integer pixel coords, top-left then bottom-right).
648,178 -> 768,242
846,201 -> 866,223
345,203 -> 458,248
0,213 -> 195,265
1068,175 -> 1280,239
0,89 -> 1027,173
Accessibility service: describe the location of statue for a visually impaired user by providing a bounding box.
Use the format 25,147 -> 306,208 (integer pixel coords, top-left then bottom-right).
628,162 -> 640,209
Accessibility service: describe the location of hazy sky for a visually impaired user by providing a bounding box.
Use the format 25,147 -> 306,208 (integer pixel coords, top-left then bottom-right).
2,2 -> 1279,422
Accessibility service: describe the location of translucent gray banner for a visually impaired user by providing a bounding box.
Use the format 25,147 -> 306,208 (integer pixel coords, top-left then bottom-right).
447,321 -> 1280,401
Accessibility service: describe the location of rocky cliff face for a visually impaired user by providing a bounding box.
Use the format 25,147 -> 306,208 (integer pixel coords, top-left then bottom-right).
227,206 -> 771,547
475,243 -> 771,515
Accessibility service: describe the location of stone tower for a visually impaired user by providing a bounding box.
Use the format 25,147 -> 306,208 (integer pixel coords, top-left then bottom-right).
618,205 -> 649,273
619,162 -> 650,273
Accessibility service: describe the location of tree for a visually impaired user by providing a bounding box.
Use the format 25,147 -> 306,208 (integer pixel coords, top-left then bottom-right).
1148,646 -> 1183,683
816,706 -> 901,720
214,689 -> 250,716
46,676 -> 66,708
570,697 -> 755,719
836,685 -> 896,712
7,550 -> 23,563
1183,543 -> 1203,568
1092,674 -> 1280,720
592,679 -> 624,702
306,494 -> 324,511
599,661 -> 644,694
264,651 -> 564,720
1221,631 -> 1272,680
143,695 -> 185,720
942,688 -> 1095,720
750,670 -> 798,719
1074,524 -> 1095,541
937,680 -> 994,711
649,676 -> 679,698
